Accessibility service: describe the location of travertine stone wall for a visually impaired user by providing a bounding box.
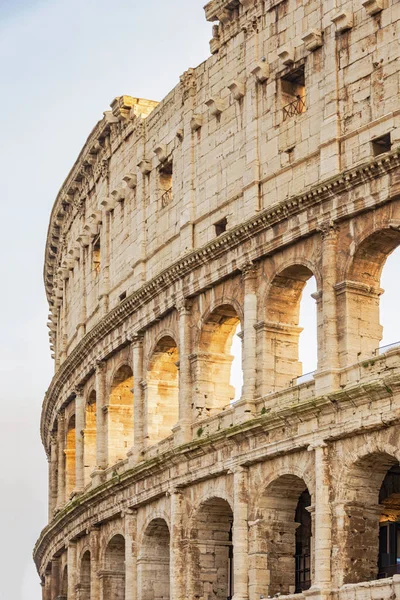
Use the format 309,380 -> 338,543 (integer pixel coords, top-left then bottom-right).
36,1 -> 400,600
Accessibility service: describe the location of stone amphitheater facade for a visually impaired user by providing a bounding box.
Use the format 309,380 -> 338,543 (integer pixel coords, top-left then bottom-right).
34,1 -> 400,599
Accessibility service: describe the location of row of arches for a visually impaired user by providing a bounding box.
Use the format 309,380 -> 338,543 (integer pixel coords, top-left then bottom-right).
55,228 -> 400,501
46,449 -> 400,599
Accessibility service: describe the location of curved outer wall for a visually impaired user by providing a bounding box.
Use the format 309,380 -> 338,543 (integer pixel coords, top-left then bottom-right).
36,2 -> 400,600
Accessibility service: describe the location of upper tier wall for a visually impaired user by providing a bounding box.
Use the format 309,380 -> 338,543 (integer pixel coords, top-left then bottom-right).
45,0 -> 400,368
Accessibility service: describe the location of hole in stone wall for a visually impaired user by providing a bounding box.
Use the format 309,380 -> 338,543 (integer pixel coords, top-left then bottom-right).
215,217 -> 228,236
159,161 -> 173,208
92,235 -> 101,274
372,133 -> 391,157
281,65 -> 306,121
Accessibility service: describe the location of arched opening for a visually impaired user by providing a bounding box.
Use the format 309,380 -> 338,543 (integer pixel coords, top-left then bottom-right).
379,246 -> 400,351
60,564 -> 68,599
146,336 -> 179,445
378,465 -> 400,578
65,415 -> 76,498
84,390 -> 96,486
79,550 -> 91,600
342,228 -> 400,364
138,518 -> 170,600
342,452 -> 399,584
264,265 -> 317,392
191,497 -> 234,600
251,475 -> 312,596
109,365 -> 134,465
230,323 -> 243,403
195,305 -> 242,418
102,534 -> 125,600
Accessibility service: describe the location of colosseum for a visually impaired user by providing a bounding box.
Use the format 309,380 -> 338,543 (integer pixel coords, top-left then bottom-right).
34,1 -> 400,599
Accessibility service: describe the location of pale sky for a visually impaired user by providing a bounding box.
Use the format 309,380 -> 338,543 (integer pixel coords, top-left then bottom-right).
1,2 -> 399,599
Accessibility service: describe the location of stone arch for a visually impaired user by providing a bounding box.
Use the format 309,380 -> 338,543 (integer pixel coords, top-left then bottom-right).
138,518 -> 171,600
146,335 -> 179,446
251,473 -> 312,597
61,564 -> 68,598
102,533 -> 125,600
261,262 -> 319,392
189,496 -> 234,600
194,303 -> 243,417
108,364 -> 134,465
339,225 -> 400,364
65,414 -> 76,497
337,449 -> 400,584
79,549 -> 91,600
83,389 -> 97,486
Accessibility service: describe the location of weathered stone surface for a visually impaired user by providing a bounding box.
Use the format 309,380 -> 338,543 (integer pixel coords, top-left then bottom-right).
36,1 -> 400,599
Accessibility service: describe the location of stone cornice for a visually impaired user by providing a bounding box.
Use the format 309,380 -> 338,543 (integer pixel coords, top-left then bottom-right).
40,146 -> 400,452
43,98 -> 158,304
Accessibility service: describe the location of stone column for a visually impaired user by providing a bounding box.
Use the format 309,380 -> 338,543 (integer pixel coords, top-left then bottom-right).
131,335 -> 144,464
75,387 -> 85,492
233,467 -> 249,600
95,361 -> 108,470
56,412 -> 66,509
67,542 -> 78,600
124,509 -> 138,600
308,442 -> 332,590
315,223 -> 340,394
170,489 -> 186,600
43,573 -> 51,600
49,433 -> 58,519
50,559 -> 60,600
77,245 -> 87,339
175,301 -> 193,445
240,264 -> 258,414
99,212 -> 110,316
89,527 -> 101,600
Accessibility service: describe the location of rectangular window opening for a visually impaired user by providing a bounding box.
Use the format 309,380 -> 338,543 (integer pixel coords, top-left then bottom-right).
160,161 -> 173,208
215,217 -> 228,236
372,133 -> 392,156
119,291 -> 127,302
92,235 -> 101,274
281,65 -> 306,121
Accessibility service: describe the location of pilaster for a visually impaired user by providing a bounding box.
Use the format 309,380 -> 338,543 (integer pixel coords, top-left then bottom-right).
130,335 -> 144,465
170,489 -> 186,600
124,509 -> 138,600
307,442 -> 332,593
56,411 -> 66,509
49,432 -> 58,518
314,223 -> 340,395
74,386 -> 85,493
95,360 -> 108,472
175,300 -> 193,445
237,264 -> 258,418
232,466 -> 249,600
67,542 -> 77,600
